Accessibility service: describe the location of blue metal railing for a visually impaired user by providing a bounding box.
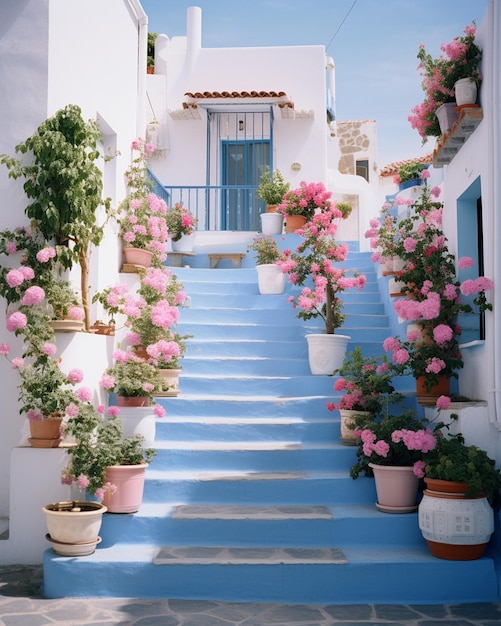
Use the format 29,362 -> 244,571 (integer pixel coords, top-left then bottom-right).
148,171 -> 263,231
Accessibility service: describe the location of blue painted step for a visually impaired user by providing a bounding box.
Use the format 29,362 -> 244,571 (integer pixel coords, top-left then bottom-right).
43,250 -> 499,604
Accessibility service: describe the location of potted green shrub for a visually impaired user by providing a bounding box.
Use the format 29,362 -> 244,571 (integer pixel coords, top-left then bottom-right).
394,163 -> 427,190
0,104 -> 112,330
257,168 -> 289,234
247,235 -> 285,295
257,167 -> 290,209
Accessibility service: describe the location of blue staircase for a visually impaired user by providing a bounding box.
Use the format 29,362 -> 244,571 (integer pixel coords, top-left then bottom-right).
43,248 -> 500,603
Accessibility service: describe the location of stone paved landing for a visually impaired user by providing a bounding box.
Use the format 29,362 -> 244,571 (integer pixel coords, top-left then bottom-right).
153,546 -> 347,565
172,505 -> 333,519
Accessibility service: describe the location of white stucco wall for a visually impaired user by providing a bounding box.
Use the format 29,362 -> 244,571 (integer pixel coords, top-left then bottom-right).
0,0 -> 144,522
149,16 -> 329,191
437,1 -> 501,463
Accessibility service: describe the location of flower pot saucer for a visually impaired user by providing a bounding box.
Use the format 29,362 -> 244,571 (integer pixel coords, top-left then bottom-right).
45,533 -> 102,556
375,502 -> 417,514
28,437 -> 61,448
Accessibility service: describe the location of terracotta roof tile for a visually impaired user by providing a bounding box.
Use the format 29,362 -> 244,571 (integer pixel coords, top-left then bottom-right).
184,90 -> 287,99
380,153 -> 433,177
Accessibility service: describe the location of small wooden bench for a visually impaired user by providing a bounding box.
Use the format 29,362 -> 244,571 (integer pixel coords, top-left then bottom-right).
208,253 -> 246,269
167,251 -> 196,267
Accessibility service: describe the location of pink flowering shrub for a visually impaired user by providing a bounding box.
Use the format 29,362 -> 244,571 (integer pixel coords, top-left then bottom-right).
119,138 -> 168,262
349,411 -> 437,479
381,183 -> 493,391
408,23 -> 481,142
278,190 -> 366,334
327,346 -> 401,416
277,181 -> 333,221
165,203 -> 198,242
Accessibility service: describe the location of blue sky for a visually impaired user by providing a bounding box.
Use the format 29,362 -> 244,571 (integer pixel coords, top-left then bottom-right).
140,0 -> 487,168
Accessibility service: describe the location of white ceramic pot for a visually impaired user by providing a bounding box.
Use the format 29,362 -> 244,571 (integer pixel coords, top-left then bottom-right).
43,501 -> 107,555
435,103 -> 458,134
260,212 -> 283,235
171,233 -> 195,252
305,333 -> 350,376
455,78 -> 477,107
339,409 -> 369,444
418,478 -> 494,560
256,264 -> 286,295
118,407 -> 156,447
156,368 -> 181,397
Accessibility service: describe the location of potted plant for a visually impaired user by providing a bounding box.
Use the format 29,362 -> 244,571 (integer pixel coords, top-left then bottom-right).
0,104 -> 112,330
257,167 -> 289,234
277,180 -> 331,233
0,228 -> 85,331
335,202 -> 353,220
382,183 -> 494,402
257,167 -> 290,209
165,202 -> 198,251
393,163 -> 428,190
100,350 -> 165,407
328,346 -> 402,444
62,406 -> 157,513
418,430 -> 501,560
278,199 -> 366,374
247,235 -> 286,295
409,23 -> 482,142
0,241 -> 89,445
119,137 -> 169,268
350,410 -> 437,512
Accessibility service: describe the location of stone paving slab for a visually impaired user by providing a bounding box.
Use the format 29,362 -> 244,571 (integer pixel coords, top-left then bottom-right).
1,566 -> 501,626
172,505 -> 333,519
153,546 -> 347,565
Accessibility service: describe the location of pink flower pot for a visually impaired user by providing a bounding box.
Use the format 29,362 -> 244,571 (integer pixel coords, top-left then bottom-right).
102,464 -> 148,513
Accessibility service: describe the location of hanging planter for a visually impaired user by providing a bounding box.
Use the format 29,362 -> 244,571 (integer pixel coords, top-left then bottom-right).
369,463 -> 419,513
305,333 -> 350,376
418,479 -> 494,560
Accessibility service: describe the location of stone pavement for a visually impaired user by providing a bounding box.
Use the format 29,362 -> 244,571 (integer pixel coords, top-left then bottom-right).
1,565 -> 500,626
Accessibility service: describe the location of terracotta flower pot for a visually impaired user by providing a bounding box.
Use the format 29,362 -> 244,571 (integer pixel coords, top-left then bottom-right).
117,396 -> 151,408
415,375 -> 450,405
285,214 -> 307,234
28,418 -> 63,448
